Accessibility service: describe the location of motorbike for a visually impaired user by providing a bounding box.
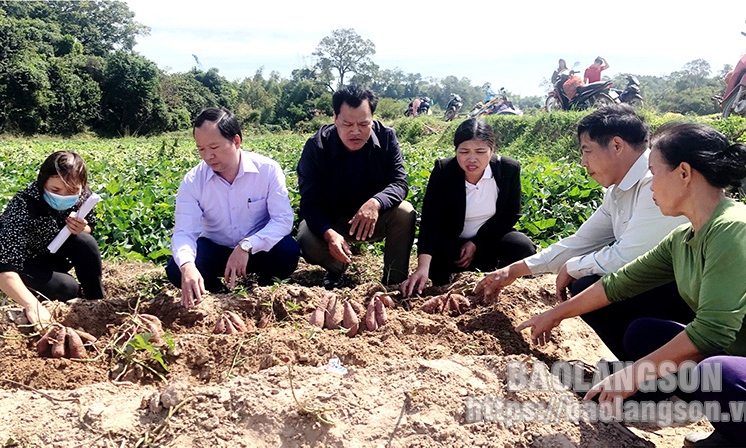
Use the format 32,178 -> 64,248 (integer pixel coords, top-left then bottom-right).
404,96 -> 432,117
418,97 -> 431,115
443,94 -> 463,121
612,75 -> 643,108
544,67 -> 619,112
468,88 -> 522,117
714,23 -> 746,119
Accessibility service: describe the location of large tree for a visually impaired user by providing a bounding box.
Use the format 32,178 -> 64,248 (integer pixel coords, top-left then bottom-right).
312,28 -> 377,91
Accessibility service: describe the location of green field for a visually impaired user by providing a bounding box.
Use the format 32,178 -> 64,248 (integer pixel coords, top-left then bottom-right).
2,112 -> 744,264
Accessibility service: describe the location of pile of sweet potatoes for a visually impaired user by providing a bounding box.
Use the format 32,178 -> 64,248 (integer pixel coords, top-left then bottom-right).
37,322 -> 97,359
420,291 -> 471,316
213,311 -> 253,334
308,291 -> 395,337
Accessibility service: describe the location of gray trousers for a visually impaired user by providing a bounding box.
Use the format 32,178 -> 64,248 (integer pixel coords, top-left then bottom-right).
297,201 -> 416,285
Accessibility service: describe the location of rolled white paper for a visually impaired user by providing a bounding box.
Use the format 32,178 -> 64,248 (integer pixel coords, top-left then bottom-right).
47,192 -> 102,253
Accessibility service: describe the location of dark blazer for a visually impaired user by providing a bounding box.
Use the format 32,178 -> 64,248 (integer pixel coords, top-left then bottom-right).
297,121 -> 408,238
417,155 -> 522,256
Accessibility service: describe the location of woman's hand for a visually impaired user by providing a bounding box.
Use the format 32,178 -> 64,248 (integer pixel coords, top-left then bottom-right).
455,241 -> 477,268
584,364 -> 638,418
24,300 -> 52,327
515,308 -> 563,345
65,212 -> 88,235
401,266 -> 429,297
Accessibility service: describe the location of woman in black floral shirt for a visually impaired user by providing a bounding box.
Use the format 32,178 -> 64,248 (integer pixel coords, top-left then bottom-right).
0,151 -> 103,325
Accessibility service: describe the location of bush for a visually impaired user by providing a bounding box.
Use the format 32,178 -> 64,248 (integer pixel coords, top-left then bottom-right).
376,98 -> 406,121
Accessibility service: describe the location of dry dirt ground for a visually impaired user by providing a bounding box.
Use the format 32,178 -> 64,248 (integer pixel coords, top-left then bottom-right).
0,258 -> 714,448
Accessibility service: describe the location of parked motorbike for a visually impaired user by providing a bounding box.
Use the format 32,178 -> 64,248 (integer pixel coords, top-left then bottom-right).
612,75 -> 643,108
443,94 -> 463,121
405,96 -> 432,117
418,97 -> 431,115
545,67 -> 618,112
715,23 -> 746,119
468,88 -> 522,117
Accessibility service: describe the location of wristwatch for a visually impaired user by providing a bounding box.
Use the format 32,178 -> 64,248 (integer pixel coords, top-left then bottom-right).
239,238 -> 252,253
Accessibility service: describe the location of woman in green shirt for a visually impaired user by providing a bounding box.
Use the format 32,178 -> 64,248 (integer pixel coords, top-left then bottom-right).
515,122 -> 746,446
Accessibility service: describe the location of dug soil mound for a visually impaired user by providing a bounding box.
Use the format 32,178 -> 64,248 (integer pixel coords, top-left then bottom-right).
0,259 -> 712,447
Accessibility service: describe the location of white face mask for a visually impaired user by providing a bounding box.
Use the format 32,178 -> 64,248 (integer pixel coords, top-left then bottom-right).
43,189 -> 80,210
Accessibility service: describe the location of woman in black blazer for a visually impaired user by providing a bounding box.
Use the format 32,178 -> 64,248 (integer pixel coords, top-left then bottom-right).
401,118 -> 536,296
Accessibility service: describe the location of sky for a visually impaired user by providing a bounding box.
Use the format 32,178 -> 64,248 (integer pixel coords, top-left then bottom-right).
124,0 -> 746,100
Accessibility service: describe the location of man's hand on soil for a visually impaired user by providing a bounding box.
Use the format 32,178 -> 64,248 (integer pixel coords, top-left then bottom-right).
348,199 -> 380,241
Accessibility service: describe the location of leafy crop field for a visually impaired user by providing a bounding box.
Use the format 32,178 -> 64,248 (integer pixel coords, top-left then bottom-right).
0,119 -> 606,265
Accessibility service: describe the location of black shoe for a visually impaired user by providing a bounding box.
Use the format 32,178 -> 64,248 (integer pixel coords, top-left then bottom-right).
322,271 -> 344,290
684,430 -> 735,447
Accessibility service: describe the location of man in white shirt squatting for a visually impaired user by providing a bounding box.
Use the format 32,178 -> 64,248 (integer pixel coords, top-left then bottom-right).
476,104 -> 690,360
166,107 -> 300,309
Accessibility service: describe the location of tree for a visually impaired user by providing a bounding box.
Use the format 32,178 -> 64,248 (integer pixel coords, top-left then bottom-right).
97,51 -> 169,136
312,28 -> 377,90
1,0 -> 149,57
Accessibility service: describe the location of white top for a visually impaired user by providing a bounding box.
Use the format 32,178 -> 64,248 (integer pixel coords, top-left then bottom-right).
524,150 -> 689,278
460,165 -> 498,239
171,150 -> 294,267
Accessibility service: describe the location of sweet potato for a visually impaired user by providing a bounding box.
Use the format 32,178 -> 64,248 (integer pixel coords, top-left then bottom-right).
421,295 -> 446,314
374,291 -> 395,308
223,316 -> 238,334
349,300 -> 364,316
37,324 -> 61,355
225,311 -> 248,332
374,297 -> 387,326
309,293 -> 333,328
73,329 -> 97,344
66,326 -> 86,359
51,326 -> 67,358
365,299 -> 378,331
448,293 -> 471,315
139,314 -> 164,343
342,301 -> 360,337
324,294 -> 343,330
213,315 -> 226,334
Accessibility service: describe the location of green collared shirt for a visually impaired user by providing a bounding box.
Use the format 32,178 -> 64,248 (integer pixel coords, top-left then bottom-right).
602,199 -> 746,356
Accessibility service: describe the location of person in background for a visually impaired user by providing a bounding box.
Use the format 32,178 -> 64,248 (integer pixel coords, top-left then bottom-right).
551,58 -> 568,84
0,151 -> 103,325
401,118 -> 535,296
476,104 -> 689,360
166,107 -> 299,308
516,122 -> 746,447
297,85 -> 415,289
584,56 -> 609,84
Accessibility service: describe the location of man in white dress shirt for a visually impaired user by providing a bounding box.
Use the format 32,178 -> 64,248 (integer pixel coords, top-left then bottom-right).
476,104 -> 690,359
166,107 -> 299,308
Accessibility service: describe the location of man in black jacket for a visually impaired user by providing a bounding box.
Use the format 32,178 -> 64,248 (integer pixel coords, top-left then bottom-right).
296,86 -> 416,289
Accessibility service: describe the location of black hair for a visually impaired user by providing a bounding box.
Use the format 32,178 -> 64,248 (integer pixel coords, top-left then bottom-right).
193,107 -> 242,142
37,151 -> 88,194
453,118 -> 495,150
651,122 -> 746,191
332,85 -> 378,115
577,104 -> 649,151
594,57 -> 604,65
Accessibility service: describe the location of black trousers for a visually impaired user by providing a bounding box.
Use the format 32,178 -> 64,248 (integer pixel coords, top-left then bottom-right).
429,229 -> 536,286
0,231 -> 104,301
570,275 -> 696,362
166,234 -> 300,291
